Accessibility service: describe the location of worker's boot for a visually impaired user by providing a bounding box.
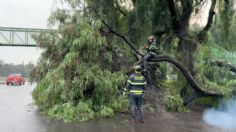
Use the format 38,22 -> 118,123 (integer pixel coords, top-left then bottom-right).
130,119 -> 135,125
139,109 -> 144,124
130,106 -> 135,125
140,118 -> 144,124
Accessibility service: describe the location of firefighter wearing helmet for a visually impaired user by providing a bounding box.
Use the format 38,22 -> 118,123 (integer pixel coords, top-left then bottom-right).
124,65 -> 146,124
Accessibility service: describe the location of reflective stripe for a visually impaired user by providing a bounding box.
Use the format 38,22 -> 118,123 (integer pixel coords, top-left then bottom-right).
133,93 -> 143,95
128,80 -> 146,85
149,45 -> 157,50
130,90 -> 143,95
130,90 -> 143,93
134,76 -> 144,80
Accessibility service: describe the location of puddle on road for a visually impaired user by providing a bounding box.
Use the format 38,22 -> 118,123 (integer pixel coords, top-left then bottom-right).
33,109 -> 235,132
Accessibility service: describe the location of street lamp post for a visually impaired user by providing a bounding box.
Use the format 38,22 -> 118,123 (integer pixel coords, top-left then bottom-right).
21,61 -> 24,77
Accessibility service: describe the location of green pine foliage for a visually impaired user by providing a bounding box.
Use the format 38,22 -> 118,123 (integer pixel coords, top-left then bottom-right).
32,17 -> 128,122
164,95 -> 186,112
163,80 -> 186,112
191,44 -> 236,106
196,44 -> 235,89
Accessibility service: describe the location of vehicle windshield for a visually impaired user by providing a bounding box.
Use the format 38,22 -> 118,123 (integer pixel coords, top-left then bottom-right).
10,74 -> 22,77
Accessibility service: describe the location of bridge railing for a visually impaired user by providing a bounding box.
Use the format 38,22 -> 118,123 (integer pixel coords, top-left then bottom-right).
0,26 -> 56,47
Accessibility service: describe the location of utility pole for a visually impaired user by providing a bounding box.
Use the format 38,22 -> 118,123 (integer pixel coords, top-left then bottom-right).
21,61 -> 24,77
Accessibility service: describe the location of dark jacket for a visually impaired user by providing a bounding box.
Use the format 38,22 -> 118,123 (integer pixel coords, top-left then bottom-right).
126,73 -> 146,95
144,42 -> 162,55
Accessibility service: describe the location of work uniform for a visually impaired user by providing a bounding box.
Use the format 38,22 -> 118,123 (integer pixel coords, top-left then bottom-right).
143,41 -> 161,72
126,72 -> 146,122
143,41 -> 159,72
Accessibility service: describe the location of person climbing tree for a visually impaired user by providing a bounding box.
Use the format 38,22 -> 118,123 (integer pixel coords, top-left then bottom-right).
124,65 -> 147,124
143,35 -> 161,73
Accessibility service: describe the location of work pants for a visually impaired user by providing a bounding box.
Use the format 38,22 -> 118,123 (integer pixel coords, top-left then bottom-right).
130,93 -> 143,121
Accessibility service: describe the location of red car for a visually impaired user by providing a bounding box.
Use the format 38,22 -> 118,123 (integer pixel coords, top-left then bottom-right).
6,74 -> 25,85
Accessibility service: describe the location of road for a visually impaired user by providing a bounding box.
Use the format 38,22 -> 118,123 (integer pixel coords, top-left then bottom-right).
0,84 -> 234,132
0,83 -> 45,132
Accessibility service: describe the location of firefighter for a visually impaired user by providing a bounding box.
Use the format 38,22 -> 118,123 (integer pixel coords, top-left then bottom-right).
125,65 -> 147,124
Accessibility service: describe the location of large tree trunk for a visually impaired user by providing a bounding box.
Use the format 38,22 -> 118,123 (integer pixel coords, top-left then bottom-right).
177,38 -> 197,75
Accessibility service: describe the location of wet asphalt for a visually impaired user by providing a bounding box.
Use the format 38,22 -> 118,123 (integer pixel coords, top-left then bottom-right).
0,83 -> 235,132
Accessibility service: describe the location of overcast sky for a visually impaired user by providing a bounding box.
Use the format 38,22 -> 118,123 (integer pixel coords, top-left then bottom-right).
0,0 -> 54,65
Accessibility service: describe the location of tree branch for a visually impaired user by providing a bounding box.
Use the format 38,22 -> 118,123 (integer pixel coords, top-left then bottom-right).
115,0 -> 127,16
198,0 -> 216,40
151,56 -> 221,94
92,0 -> 143,57
203,0 -> 216,32
136,55 -> 223,105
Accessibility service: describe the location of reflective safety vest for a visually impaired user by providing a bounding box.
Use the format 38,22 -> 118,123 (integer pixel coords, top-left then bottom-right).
127,73 -> 146,95
148,43 -> 157,55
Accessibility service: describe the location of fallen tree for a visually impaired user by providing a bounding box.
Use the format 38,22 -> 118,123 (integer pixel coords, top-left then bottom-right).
135,55 -> 223,106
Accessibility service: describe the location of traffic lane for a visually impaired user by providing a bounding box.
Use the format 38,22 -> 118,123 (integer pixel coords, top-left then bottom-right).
0,84 -> 23,95
0,83 -> 45,132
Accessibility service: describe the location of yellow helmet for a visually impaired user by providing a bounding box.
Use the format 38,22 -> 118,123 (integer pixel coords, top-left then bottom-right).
133,65 -> 142,72
148,35 -> 156,44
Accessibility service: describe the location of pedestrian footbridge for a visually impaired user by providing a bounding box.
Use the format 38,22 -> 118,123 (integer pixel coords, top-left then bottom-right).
0,26 -> 56,47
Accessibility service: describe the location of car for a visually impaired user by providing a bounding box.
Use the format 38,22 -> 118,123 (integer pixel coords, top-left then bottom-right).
6,74 -> 25,85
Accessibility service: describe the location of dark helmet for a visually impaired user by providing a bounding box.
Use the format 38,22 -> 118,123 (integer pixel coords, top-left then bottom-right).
133,65 -> 142,73
148,35 -> 156,44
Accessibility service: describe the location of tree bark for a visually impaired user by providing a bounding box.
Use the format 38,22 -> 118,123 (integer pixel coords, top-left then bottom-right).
167,0 -> 193,35
167,0 -> 180,31
115,0 -> 126,16
136,55 -> 223,105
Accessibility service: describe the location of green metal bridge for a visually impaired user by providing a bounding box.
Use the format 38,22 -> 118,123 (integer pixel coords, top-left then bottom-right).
0,26 -> 56,47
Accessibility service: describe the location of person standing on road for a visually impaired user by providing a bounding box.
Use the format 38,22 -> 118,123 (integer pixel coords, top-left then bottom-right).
124,65 -> 147,124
